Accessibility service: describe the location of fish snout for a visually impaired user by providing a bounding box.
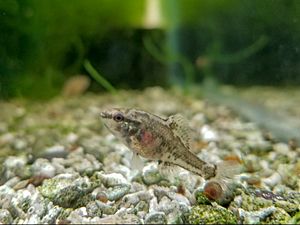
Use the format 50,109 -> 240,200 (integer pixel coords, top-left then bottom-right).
100,111 -> 111,119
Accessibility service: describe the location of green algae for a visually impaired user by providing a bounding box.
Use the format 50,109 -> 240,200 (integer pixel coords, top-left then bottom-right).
289,211 -> 300,224
188,205 -> 237,224
262,207 -> 291,224
195,190 -> 211,205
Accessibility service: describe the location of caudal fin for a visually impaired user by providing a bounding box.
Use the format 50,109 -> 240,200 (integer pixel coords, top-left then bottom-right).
214,158 -> 243,180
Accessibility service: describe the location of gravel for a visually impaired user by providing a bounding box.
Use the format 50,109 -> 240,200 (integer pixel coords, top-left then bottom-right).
0,87 -> 299,224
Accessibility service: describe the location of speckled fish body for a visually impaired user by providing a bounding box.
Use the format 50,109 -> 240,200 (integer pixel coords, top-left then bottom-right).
100,108 -> 218,180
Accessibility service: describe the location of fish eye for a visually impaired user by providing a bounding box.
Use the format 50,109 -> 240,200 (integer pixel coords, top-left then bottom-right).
113,113 -> 124,122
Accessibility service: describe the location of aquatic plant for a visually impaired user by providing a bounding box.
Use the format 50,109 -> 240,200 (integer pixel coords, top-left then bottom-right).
83,60 -> 117,95
143,35 -> 195,95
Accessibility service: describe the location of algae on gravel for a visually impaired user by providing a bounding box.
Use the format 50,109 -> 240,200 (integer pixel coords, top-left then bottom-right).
188,205 -> 237,224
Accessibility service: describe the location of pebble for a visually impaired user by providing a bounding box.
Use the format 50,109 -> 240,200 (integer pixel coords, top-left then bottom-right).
157,196 -> 177,214
122,191 -> 152,207
86,201 -> 102,217
2,156 -> 29,180
144,211 -> 167,224
13,139 -> 27,150
262,172 -> 282,188
200,125 -> 218,141
0,209 -> 13,224
38,173 -> 93,208
94,200 -> 116,215
238,206 -> 276,224
95,172 -> 128,187
41,205 -> 62,224
66,133 -> 79,144
142,163 -> 162,185
31,158 -> 56,178
0,89 -> 299,224
106,184 -> 130,201
42,145 -> 68,159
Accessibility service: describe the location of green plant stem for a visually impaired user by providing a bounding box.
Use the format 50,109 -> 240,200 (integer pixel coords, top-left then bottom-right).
83,60 -> 117,95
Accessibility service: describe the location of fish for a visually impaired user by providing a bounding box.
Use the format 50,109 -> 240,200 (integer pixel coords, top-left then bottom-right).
100,108 -> 241,184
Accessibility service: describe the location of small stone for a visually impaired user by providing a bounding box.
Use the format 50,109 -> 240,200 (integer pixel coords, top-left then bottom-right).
86,201 -> 102,217
167,211 -> 184,224
38,173 -> 93,208
5,177 -> 21,188
3,155 -> 29,180
66,133 -> 78,144
106,185 -> 130,201
122,191 -> 152,207
238,206 -> 276,224
42,145 -> 68,159
68,151 -> 102,176
149,195 -> 159,213
62,75 -> 90,97
273,143 -> 290,154
142,163 -> 162,185
94,200 -> 116,215
135,200 -> 149,212
0,133 -> 14,146
96,213 -> 141,224
95,191 -> 108,203
41,205 -> 62,224
0,122 -> 8,133
31,158 -> 56,178
13,139 -> 27,150
66,207 -> 89,223
145,211 -> 167,224
200,125 -> 218,141
167,191 -> 190,206
157,196 -> 177,215
95,172 -> 128,187
0,209 -> 13,224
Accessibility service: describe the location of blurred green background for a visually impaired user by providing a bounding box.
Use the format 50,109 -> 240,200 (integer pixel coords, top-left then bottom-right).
0,0 -> 299,99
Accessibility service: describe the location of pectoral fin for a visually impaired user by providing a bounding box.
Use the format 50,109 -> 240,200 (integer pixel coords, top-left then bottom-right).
131,152 -> 144,171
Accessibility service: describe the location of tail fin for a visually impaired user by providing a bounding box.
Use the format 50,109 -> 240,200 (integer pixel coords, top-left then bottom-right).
214,158 -> 243,181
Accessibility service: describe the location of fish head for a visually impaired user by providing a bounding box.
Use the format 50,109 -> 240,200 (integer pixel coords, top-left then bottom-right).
100,108 -> 142,144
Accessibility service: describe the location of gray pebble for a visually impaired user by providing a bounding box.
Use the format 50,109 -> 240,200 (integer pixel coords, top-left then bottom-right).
106,184 -> 130,201
41,205 -> 62,224
95,200 -> 117,215
0,209 -> 13,224
145,211 -> 167,224
42,145 -> 68,159
31,158 -> 56,178
38,173 -> 93,208
157,196 -> 176,215
142,163 -> 162,185
86,201 -> 102,217
95,171 -> 128,187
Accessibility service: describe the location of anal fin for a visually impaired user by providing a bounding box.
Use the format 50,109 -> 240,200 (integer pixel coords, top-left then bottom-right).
158,161 -> 181,183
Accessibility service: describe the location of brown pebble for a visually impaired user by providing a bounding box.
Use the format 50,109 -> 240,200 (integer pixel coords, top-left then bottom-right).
57,219 -> 71,225
177,183 -> 186,196
203,181 -> 223,200
96,191 -> 108,203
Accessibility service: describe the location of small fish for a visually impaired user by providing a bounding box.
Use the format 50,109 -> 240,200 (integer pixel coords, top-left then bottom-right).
100,108 -> 241,182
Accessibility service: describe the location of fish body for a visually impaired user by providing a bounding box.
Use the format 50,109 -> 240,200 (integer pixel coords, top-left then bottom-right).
100,108 -> 238,180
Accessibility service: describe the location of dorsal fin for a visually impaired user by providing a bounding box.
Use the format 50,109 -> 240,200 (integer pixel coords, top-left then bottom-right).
167,114 -> 192,149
